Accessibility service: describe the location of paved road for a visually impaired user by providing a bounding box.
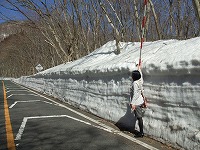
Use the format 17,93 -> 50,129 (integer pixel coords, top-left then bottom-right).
0,80 -> 176,150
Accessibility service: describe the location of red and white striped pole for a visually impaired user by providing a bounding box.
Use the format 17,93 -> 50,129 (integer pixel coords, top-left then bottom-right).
139,0 -> 148,68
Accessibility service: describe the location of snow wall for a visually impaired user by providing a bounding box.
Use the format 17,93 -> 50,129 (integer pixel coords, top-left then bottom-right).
14,38 -> 200,150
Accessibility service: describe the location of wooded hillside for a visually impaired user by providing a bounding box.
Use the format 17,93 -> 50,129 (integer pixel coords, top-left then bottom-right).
0,0 -> 199,77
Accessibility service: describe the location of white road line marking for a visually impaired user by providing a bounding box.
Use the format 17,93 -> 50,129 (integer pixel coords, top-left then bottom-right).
6,90 -> 27,94
118,132 -> 159,150
9,100 -> 41,108
7,94 -> 13,99
15,115 -> 111,141
6,86 -> 25,89
43,101 -> 53,105
15,117 -> 28,141
14,82 -> 159,150
6,87 -> 26,90
9,100 -> 55,109
6,94 -> 38,99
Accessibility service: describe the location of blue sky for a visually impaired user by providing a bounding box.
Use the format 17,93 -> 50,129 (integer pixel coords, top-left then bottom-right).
0,9 -> 25,23
0,1 -> 25,23
0,0 -> 58,24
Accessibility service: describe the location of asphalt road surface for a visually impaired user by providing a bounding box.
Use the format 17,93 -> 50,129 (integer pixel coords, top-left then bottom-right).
0,80 -> 177,150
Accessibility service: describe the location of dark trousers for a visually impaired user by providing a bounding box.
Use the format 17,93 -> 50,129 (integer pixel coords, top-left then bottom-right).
137,117 -> 143,134
134,106 -> 144,134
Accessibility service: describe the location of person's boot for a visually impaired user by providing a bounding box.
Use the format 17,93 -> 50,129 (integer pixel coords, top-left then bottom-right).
134,132 -> 144,138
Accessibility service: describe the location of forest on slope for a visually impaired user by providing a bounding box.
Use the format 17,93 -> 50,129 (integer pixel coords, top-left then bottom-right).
0,0 -> 200,77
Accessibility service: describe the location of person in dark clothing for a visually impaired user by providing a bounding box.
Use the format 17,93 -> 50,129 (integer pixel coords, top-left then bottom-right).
130,70 -> 145,138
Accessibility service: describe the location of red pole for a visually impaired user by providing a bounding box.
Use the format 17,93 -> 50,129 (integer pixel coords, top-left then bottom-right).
139,0 -> 148,68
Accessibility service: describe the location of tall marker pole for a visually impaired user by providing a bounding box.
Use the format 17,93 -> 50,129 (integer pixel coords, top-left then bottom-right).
139,0 -> 148,68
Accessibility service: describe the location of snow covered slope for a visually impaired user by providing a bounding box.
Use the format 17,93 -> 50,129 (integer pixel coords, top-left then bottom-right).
15,37 -> 200,150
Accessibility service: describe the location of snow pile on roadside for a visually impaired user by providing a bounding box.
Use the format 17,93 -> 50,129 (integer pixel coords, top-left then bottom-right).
15,37 -> 200,150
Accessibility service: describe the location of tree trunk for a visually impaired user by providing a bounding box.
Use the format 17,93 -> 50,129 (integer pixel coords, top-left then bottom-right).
98,0 -> 121,54
192,0 -> 200,35
149,0 -> 162,40
133,0 -> 141,41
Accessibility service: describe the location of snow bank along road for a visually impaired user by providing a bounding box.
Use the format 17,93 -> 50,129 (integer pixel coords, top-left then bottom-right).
14,38 -> 200,150
0,80 -> 176,150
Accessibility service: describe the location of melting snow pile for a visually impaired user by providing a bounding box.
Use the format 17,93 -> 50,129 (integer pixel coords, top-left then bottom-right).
15,37 -> 200,150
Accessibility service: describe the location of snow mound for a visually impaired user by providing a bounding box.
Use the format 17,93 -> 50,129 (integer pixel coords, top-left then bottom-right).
15,37 -> 200,150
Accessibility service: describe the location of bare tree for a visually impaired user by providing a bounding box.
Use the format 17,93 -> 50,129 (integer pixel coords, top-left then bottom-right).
193,0 -> 200,21
132,0 -> 141,40
98,0 -> 121,54
148,0 -> 161,39
0,0 -> 200,77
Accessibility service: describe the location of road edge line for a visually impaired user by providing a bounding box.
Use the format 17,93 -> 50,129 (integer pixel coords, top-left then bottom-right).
2,81 -> 16,150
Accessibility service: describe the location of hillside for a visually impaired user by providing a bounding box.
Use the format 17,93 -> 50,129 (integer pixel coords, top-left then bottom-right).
0,22 -> 57,77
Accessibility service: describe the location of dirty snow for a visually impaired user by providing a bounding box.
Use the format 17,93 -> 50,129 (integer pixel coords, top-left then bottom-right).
14,37 -> 200,150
